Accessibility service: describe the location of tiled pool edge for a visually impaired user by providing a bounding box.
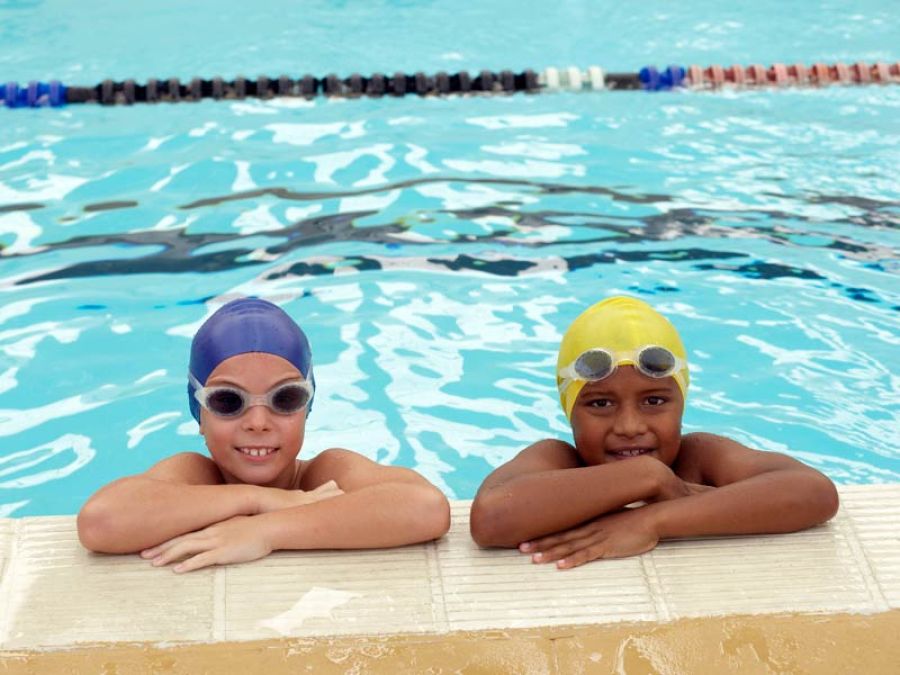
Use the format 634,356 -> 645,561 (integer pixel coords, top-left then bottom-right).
0,484 -> 898,653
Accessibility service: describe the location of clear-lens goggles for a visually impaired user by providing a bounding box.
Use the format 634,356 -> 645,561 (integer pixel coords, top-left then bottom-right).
558,345 -> 685,392
189,373 -> 313,418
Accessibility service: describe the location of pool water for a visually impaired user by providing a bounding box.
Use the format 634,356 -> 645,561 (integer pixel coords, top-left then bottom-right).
1,1 -> 898,516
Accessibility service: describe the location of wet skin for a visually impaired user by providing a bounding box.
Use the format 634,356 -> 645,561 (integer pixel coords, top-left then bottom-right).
199,352 -> 308,489
569,365 -> 684,467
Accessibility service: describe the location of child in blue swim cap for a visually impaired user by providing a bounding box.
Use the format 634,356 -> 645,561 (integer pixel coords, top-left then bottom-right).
78,298 -> 450,572
471,296 -> 838,569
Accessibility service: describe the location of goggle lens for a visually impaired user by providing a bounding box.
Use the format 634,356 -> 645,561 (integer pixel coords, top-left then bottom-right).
637,346 -> 677,378
206,389 -> 245,416
270,384 -> 309,414
574,350 -> 614,380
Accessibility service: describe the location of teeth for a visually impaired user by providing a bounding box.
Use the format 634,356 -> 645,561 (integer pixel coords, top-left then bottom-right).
237,447 -> 276,457
615,448 -> 649,457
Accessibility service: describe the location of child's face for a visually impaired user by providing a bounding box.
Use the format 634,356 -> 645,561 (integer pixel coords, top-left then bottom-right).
569,365 -> 683,466
199,352 -> 307,488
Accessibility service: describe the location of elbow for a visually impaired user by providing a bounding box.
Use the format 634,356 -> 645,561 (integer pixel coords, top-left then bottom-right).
76,496 -> 133,554
76,500 -> 114,553
409,484 -> 451,542
811,474 -> 840,525
427,487 -> 452,540
469,493 -> 517,549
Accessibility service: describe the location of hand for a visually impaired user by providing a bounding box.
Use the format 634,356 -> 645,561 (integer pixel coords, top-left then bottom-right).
519,507 -> 660,569
140,515 -> 272,573
256,480 -> 344,514
652,461 -> 714,502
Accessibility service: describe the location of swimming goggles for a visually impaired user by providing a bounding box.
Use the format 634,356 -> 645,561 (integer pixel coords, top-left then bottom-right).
557,345 -> 686,392
189,373 -> 313,417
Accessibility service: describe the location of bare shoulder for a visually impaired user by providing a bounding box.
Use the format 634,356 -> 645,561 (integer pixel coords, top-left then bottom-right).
143,452 -> 224,485
675,432 -> 817,486
300,448 -> 431,492
478,438 -> 582,492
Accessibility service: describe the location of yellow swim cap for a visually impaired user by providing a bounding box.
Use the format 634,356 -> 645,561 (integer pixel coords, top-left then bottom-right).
557,296 -> 689,419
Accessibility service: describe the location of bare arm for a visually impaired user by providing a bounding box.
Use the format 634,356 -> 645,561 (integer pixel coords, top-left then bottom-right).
262,448 -> 451,549
77,453 -> 254,553
526,433 -> 840,569
77,453 -> 338,554
469,439 -> 685,548
650,432 -> 839,538
144,449 -> 451,572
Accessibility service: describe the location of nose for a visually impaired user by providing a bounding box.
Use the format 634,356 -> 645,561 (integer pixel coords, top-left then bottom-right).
612,402 -> 648,438
241,403 -> 273,431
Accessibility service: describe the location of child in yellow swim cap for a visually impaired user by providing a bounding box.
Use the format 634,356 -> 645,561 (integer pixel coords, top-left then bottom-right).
471,296 -> 838,569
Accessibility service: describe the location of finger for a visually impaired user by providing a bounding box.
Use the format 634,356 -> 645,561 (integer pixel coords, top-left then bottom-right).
141,534 -> 187,559
151,537 -> 212,567
557,543 -> 607,569
533,535 -> 600,564
173,550 -> 219,574
528,526 -> 592,553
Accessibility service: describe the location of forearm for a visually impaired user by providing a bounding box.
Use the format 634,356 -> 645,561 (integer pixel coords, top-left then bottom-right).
77,477 -> 261,553
471,456 -> 666,548
648,469 -> 838,540
261,482 -> 450,550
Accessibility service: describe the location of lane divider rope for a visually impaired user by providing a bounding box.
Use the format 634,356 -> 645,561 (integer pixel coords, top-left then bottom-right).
2,62 -> 898,108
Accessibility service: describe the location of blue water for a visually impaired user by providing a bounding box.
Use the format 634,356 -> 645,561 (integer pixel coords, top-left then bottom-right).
1,1 -> 898,517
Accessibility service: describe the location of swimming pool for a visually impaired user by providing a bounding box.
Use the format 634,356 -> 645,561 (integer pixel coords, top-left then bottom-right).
1,1 -> 898,516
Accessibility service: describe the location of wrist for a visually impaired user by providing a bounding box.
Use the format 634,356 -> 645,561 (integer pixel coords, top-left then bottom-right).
241,484 -> 264,516
647,458 -> 678,501
640,501 -> 668,539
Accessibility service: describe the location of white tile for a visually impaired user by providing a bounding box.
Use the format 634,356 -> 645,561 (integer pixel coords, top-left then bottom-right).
649,515 -> 876,618
839,484 -> 900,608
222,544 -> 443,640
0,518 -> 15,581
437,502 -> 657,631
0,516 -> 216,649
0,518 -> 18,645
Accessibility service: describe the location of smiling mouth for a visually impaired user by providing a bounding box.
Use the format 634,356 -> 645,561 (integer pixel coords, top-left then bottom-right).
607,448 -> 653,460
236,447 -> 278,459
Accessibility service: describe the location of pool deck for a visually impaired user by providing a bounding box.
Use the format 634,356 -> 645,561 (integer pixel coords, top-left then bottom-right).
1,483 -> 898,672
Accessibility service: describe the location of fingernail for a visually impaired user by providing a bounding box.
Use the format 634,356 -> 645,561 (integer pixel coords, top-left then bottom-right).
173,564 -> 184,574
557,559 -> 567,568
532,552 -> 542,562
519,542 -> 532,552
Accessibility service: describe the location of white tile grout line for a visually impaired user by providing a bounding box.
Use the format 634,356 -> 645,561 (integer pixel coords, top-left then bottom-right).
0,519 -> 22,647
641,548 -> 671,622
212,564 -> 227,641
835,504 -> 891,613
425,538 -> 451,633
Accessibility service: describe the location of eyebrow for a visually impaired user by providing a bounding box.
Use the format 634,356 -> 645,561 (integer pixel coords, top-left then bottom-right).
205,374 -> 303,388
578,384 -> 677,398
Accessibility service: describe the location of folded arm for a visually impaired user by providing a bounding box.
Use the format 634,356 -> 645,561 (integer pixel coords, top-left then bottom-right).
650,432 -> 839,538
527,433 -> 839,568
77,453 -> 337,554
469,439 -> 689,548
144,449 -> 451,572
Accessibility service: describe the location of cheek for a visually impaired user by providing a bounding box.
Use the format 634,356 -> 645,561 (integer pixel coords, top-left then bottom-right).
570,413 -> 608,462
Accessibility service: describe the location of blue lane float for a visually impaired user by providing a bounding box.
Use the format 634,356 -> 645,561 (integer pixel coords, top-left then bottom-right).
2,61 -> 898,108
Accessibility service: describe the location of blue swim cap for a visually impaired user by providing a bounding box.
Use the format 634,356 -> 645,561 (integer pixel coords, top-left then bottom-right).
188,298 -> 314,422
